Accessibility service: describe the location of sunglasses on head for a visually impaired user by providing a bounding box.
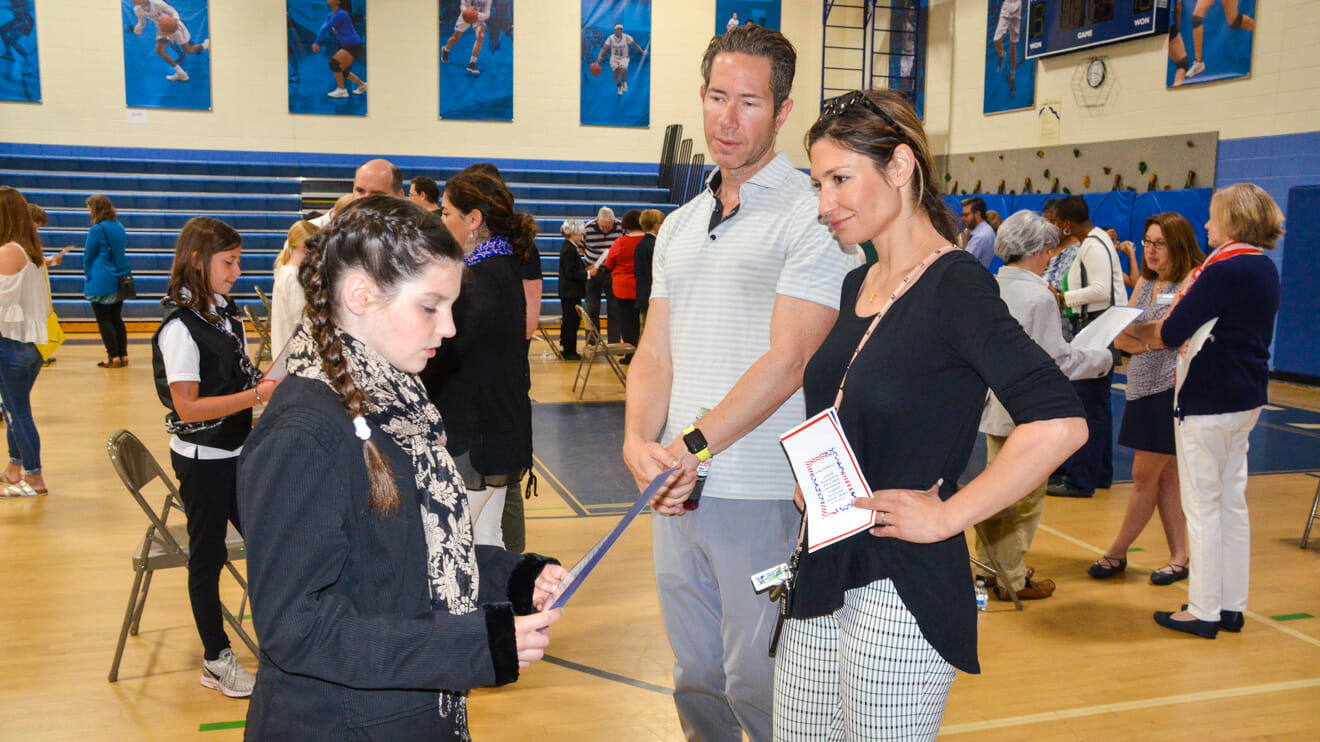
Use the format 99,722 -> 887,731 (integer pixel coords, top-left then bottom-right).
821,91 -> 904,136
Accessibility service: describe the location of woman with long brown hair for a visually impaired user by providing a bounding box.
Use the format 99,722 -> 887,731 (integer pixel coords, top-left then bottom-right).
82,194 -> 132,368
0,186 -> 53,497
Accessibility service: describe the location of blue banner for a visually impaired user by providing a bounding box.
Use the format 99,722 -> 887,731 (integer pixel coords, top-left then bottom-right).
288,0 -> 367,117
0,0 -> 39,103
122,0 -> 211,110
983,0 -> 1035,115
887,0 -> 926,119
580,0 -> 650,128
439,0 -> 513,121
1167,0 -> 1254,88
714,0 -> 780,36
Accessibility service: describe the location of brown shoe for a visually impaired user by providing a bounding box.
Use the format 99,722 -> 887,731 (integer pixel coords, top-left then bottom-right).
994,568 -> 1056,601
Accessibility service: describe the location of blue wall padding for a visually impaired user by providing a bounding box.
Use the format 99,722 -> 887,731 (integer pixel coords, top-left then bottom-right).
1273,186 -> 1320,379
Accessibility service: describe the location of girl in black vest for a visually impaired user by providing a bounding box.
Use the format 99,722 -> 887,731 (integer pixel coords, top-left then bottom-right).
151,216 -> 277,698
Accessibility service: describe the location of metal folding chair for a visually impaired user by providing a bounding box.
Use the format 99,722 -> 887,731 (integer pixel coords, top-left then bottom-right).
970,523 -> 1024,611
572,304 -> 630,398
537,315 -> 564,360
106,429 -> 256,682
253,285 -> 272,316
1302,477 -> 1320,549
243,305 -> 272,368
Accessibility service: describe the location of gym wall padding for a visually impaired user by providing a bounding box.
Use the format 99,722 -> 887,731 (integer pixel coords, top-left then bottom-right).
1273,186 -> 1320,380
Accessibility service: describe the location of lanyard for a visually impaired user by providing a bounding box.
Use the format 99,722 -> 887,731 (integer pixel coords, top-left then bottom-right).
1175,241 -> 1263,301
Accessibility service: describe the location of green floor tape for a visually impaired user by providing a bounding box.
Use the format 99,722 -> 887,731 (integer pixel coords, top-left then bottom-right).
1271,613 -> 1314,622
200,721 -> 246,732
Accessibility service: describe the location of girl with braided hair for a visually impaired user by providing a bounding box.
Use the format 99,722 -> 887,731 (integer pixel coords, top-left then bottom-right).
237,196 -> 564,739
151,215 -> 274,697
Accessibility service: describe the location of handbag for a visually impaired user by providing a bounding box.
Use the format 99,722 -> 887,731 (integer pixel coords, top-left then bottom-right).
35,265 -> 64,361
118,274 -> 137,300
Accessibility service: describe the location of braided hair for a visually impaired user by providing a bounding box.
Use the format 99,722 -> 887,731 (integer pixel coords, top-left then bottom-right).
299,195 -> 464,514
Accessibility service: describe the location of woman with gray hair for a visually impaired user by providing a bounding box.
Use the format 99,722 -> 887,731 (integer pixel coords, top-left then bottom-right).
557,219 -> 589,360
975,210 -> 1113,601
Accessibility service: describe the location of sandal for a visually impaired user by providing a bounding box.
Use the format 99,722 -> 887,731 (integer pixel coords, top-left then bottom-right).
1151,561 -> 1189,586
1087,554 -> 1127,579
97,358 -> 125,369
1,481 -> 47,498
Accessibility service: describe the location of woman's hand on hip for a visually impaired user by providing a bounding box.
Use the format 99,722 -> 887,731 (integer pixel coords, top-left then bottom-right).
853,479 -> 950,543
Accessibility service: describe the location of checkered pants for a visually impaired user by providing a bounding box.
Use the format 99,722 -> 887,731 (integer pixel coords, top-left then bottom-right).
773,579 -> 955,741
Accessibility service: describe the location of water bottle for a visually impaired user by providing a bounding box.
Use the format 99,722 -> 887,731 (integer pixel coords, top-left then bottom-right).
975,579 -> 989,611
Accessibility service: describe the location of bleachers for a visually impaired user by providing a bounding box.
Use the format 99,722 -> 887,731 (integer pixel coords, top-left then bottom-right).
2,150 -> 676,322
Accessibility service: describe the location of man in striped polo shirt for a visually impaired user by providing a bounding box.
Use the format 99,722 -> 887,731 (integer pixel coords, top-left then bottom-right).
583,206 -> 622,342
622,25 -> 858,742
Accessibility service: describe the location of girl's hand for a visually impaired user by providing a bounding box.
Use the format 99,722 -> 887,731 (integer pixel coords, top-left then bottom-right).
513,609 -> 561,668
853,479 -> 950,543
531,564 -> 569,611
255,378 -> 279,405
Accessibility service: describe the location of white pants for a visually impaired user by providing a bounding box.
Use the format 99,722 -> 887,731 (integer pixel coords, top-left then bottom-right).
774,579 -> 955,741
1175,408 -> 1260,620
466,486 -> 507,547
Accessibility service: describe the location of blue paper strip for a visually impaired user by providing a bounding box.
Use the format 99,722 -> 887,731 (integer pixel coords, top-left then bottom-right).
549,467 -> 675,610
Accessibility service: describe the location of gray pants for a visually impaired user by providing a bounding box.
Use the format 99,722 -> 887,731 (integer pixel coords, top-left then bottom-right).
653,497 -> 799,742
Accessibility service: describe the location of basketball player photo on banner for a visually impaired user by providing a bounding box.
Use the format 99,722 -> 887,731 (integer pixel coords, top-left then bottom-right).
713,0 -> 780,36
888,0 -> 926,118
983,0 -> 1035,114
1167,0 -> 1255,88
439,0 -> 513,121
0,0 -> 40,103
121,0 -> 211,110
287,0 -> 367,117
581,0 -> 650,128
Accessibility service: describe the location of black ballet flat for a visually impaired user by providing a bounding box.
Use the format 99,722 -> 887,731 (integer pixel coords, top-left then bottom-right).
1154,610 -> 1218,638
1180,604 -> 1245,633
1150,561 -> 1189,585
1087,555 -> 1127,579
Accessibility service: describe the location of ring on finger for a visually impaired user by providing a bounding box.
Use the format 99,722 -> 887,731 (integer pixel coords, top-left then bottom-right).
880,512 -> 888,527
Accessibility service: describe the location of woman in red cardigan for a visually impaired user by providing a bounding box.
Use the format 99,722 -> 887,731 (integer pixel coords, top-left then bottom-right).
604,209 -> 644,349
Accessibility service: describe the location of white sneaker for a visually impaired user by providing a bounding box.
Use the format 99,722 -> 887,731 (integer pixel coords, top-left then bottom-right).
201,649 -> 255,698
200,39 -> 210,50
327,87 -> 348,98
1187,60 -> 1205,78
622,82 -> 628,92
353,83 -> 367,94
166,70 -> 189,82
617,86 -> 623,95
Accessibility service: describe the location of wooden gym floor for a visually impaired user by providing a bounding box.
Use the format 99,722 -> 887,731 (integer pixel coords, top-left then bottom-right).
1,334 -> 1318,740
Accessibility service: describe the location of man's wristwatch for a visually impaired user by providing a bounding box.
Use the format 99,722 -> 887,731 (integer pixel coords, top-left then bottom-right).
682,425 -> 712,462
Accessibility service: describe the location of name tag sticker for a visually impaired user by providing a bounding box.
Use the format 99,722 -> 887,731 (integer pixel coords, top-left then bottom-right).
1157,292 -> 1175,306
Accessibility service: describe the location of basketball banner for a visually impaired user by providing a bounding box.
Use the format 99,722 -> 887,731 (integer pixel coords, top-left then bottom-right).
580,0 -> 651,128
0,0 -> 40,103
1167,0 -> 1255,88
288,0 -> 368,117
714,0 -> 781,36
439,0 -> 513,121
983,0 -> 1036,115
121,0 -> 211,110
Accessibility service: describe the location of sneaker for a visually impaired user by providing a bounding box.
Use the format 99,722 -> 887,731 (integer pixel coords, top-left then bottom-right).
201,649 -> 255,698
466,62 -> 480,75
353,83 -> 367,95
327,87 -> 348,98
617,86 -> 623,95
441,47 -> 450,64
1046,478 -> 1093,498
1187,60 -> 1205,78
166,70 -> 189,82
200,39 -> 210,50
621,82 -> 628,93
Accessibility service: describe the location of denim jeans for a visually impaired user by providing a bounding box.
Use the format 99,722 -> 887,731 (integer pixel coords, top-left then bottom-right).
0,337 -> 43,474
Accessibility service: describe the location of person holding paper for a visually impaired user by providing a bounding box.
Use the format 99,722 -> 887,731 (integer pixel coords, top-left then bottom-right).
775,90 -> 1087,739
1089,213 -> 1204,584
1127,184 -> 1281,639
238,197 -> 564,737
1044,195 -> 1127,499
622,26 -> 859,742
976,210 -> 1113,602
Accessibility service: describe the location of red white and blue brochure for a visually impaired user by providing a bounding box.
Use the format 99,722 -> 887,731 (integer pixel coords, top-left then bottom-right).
780,408 -> 874,552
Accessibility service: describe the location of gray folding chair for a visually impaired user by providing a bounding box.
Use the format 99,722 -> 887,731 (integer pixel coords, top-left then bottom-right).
1302,478 -> 1320,549
537,315 -> 565,360
572,304 -> 630,398
244,305 -> 272,369
106,429 -> 256,682
253,284 -> 272,316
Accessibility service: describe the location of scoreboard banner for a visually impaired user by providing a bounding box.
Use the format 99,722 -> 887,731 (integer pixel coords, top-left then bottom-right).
984,0 -> 1036,114
1167,0 -> 1254,88
1025,0 -> 1171,59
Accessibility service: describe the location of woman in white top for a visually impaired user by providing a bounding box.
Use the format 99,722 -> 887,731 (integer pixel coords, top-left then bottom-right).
270,219 -> 321,353
0,187 -> 52,497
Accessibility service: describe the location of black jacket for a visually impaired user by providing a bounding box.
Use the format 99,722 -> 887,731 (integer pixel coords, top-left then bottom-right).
557,239 -> 588,301
238,376 -> 550,740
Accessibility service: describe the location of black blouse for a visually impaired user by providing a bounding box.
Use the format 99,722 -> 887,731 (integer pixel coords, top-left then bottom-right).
794,252 -> 1082,673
